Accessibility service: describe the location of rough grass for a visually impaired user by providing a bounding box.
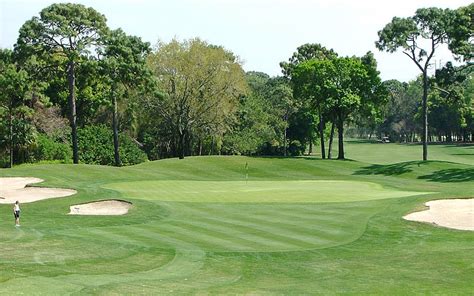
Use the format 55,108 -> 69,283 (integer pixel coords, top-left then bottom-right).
0,141 -> 473,294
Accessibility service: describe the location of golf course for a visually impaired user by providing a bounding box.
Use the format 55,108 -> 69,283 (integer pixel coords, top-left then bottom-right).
0,140 -> 473,294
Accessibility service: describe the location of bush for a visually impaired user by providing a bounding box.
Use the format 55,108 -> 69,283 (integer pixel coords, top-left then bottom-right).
288,140 -> 305,156
119,133 -> 148,166
32,134 -> 72,163
0,153 -> 8,168
78,125 -> 147,166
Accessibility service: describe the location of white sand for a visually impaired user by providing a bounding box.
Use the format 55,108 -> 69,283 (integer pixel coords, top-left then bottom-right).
69,200 -> 132,215
0,177 -> 77,204
404,199 -> 474,231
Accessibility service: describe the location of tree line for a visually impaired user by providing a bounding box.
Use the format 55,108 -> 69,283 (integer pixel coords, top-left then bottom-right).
0,3 -> 472,167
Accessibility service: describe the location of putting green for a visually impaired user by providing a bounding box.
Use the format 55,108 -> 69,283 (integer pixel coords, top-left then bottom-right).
103,180 -> 430,203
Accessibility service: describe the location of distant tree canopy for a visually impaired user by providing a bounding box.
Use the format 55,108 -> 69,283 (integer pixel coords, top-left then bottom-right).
144,38 -> 247,159
0,49 -> 35,168
100,28 -> 152,166
15,3 -> 109,164
376,4 -> 473,160
281,43 -> 338,158
0,3 -> 472,167
292,55 -> 386,159
224,72 -> 297,156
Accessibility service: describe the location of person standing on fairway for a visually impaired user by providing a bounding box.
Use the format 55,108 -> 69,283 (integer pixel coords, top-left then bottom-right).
13,201 -> 20,226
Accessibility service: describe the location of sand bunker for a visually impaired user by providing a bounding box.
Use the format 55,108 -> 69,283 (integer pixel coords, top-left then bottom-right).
0,177 -> 77,204
69,200 -> 132,215
404,199 -> 474,231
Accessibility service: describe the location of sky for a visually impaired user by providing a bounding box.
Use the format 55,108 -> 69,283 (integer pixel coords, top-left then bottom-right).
0,0 -> 471,82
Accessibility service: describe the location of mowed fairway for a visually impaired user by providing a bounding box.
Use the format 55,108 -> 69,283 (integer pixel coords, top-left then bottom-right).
0,142 -> 473,294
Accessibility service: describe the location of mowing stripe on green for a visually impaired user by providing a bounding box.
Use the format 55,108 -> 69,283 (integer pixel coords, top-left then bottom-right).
103,180 -> 431,203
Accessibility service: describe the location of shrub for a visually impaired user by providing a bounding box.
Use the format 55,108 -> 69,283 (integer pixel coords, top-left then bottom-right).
32,134 -> 72,163
288,140 -> 305,156
78,125 -> 147,166
119,133 -> 148,166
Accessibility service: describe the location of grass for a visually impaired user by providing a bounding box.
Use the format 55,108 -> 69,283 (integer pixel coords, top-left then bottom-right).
343,139 -> 474,165
0,141 -> 473,294
103,180 -> 430,203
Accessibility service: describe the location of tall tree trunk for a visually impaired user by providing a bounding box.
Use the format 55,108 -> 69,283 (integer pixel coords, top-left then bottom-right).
337,114 -> 345,160
422,72 -> 428,161
319,107 -> 326,159
68,61 -> 79,164
8,106 -> 13,168
112,82 -> 121,167
209,137 -> 213,155
328,121 -> 335,159
187,133 -> 192,156
308,138 -> 313,155
283,113 -> 288,157
179,131 -> 185,159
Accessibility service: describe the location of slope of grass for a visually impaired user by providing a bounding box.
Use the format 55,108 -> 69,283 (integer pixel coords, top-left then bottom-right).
343,140 -> 474,165
0,144 -> 473,294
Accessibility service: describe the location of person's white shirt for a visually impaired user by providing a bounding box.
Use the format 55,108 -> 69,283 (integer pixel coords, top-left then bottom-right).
14,204 -> 20,212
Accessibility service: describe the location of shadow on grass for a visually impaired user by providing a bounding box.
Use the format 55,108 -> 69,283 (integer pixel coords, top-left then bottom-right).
353,161 -> 425,176
250,155 -> 356,162
418,168 -> 474,182
346,139 -> 380,144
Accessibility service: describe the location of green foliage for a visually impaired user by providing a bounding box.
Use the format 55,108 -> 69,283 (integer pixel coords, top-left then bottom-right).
357,52 -> 388,126
376,4 -> 473,160
292,55 -> 386,158
223,94 -> 275,155
376,79 -> 421,141
280,43 -> 338,78
78,125 -> 147,165
3,1 -> 472,168
15,2 -> 110,164
145,38 -> 247,158
99,28 -> 154,166
101,28 -> 152,85
31,134 -> 72,162
287,139 -> 306,156
375,7 -> 470,61
15,3 -> 108,59
287,106 -> 316,152
282,43 -> 339,158
0,48 -> 36,167
428,63 -> 473,140
222,73 -> 297,156
447,3 -> 474,60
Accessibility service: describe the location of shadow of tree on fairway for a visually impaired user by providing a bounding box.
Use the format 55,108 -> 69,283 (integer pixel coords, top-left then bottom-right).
353,161 -> 426,176
418,168 -> 474,182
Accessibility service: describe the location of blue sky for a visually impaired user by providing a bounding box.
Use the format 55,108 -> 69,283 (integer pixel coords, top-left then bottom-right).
0,0 -> 471,81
